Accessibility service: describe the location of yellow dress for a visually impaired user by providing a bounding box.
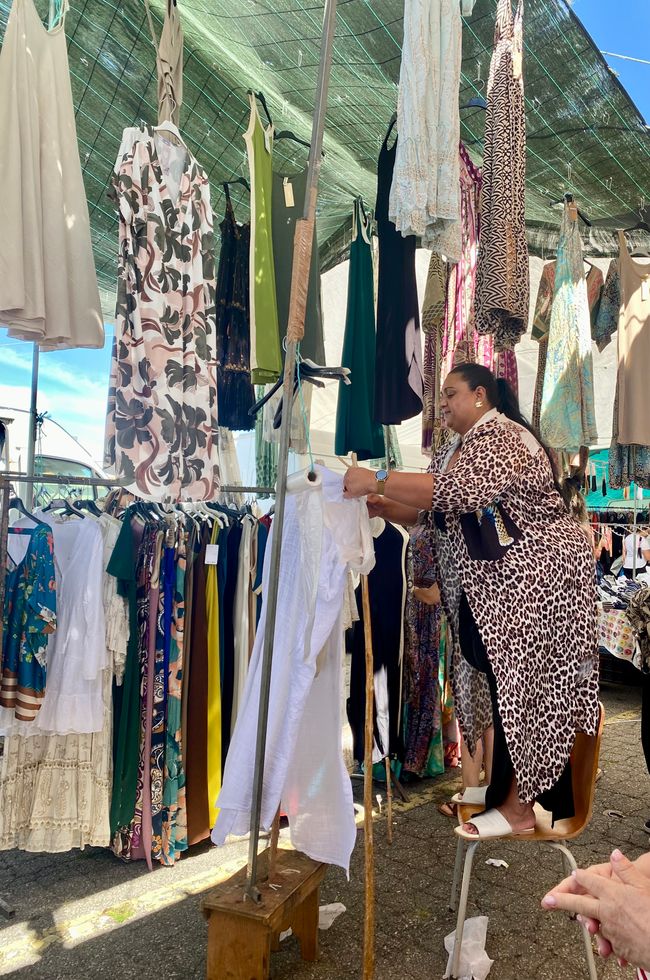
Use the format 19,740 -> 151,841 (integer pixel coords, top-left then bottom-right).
205,522 -> 222,826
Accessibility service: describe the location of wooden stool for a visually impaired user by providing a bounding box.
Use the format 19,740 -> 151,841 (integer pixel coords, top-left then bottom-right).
201,849 -> 327,980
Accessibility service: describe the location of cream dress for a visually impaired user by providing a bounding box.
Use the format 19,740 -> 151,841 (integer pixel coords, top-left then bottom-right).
0,0 -> 103,349
389,0 -> 476,258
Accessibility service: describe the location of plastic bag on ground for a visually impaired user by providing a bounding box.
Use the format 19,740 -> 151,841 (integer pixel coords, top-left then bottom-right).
444,915 -> 493,980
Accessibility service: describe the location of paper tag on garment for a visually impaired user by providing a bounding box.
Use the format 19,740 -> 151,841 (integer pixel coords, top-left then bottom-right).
641,277 -> 650,302
204,544 -> 219,565
283,177 -> 295,208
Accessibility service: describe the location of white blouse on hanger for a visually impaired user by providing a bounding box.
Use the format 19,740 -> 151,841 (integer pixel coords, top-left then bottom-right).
213,467 -> 375,874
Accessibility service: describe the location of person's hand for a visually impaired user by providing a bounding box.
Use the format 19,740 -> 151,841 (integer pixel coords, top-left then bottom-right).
366,493 -> 386,518
413,583 -> 441,606
343,467 -> 375,499
543,850 -> 650,969
542,861 -> 614,957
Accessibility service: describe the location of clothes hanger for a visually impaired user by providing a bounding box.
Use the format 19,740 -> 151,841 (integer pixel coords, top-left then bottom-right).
548,192 -> 592,227
71,498 -> 102,517
8,497 -> 48,527
460,96 -> 487,111
43,497 -> 84,519
154,118 -> 185,146
248,90 -> 273,128
223,177 -> 250,196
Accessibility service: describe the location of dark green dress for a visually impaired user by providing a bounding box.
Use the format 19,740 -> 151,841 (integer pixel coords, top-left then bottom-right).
334,199 -> 385,461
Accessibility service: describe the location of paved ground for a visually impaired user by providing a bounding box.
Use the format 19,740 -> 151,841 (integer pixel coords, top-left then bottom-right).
0,682 -> 648,980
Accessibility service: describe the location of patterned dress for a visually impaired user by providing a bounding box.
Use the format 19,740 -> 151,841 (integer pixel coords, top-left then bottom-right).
475,0 -> 529,352
105,128 -> 220,501
403,519 -> 444,776
539,205 -> 598,452
429,409 -> 599,802
1,526 -> 56,722
531,260 -> 604,433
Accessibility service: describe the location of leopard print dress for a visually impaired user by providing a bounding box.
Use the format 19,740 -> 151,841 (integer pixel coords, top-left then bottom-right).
429,409 -> 599,803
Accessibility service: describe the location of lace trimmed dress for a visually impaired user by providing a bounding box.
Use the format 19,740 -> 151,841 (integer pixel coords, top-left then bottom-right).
389,0 -> 476,256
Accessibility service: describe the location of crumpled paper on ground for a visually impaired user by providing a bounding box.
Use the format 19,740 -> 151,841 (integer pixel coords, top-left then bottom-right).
280,903 -> 346,942
444,915 -> 493,980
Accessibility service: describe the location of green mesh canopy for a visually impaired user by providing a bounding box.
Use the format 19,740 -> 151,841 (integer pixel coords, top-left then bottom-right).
1,0 -> 649,299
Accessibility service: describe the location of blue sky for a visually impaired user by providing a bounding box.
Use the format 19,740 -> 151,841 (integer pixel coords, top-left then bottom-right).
0,0 -> 648,465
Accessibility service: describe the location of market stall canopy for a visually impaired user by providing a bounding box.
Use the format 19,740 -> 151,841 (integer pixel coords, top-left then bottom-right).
1,0 -> 649,296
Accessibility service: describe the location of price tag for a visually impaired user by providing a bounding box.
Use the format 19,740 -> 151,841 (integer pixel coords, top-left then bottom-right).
283,176 -> 295,208
204,544 -> 219,565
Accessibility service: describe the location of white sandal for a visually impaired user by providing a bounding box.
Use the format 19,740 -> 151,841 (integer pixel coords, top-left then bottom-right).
454,807 -> 535,841
451,786 -> 488,806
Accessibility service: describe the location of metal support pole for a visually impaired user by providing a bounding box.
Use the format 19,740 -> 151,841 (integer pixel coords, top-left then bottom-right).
244,0 -> 338,902
24,345 -> 40,511
633,482 -> 638,578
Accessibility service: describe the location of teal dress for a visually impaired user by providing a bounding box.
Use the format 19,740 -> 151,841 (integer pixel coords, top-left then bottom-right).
1,525 -> 56,722
335,199 -> 385,460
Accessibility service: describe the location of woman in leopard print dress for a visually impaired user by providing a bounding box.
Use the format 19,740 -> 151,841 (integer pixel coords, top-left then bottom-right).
344,364 -> 599,839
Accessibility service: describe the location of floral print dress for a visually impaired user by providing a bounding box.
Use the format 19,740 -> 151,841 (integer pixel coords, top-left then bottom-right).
105,128 -> 220,501
0,526 -> 56,723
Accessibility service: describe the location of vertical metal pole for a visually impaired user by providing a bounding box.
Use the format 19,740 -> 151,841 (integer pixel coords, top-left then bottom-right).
632,482 -> 638,577
244,0 -> 339,901
24,344 -> 39,510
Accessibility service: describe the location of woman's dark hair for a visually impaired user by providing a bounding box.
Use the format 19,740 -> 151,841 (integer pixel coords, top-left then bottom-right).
448,363 -> 568,507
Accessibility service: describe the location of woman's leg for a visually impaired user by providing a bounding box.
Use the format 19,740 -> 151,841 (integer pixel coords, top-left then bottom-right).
482,726 -> 494,784
460,731 -> 483,790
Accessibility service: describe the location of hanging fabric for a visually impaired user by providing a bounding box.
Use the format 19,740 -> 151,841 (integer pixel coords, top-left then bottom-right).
374,121 -> 424,425
157,0 -> 184,126
531,260 -> 604,432
539,204 -> 598,452
212,467 -> 375,874
389,0 -> 476,255
334,199 -> 385,461
215,196 -> 255,431
594,236 -> 650,488
475,0 -> 529,352
244,92 -> 283,385
0,0 -> 103,350
104,127 -> 220,501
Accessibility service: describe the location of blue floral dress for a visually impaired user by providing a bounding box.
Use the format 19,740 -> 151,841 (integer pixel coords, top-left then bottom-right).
1,526 -> 56,722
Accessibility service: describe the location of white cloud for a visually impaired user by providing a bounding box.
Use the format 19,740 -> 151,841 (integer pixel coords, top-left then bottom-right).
0,346 -> 107,400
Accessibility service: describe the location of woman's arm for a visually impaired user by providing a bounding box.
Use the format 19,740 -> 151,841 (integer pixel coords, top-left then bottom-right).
366,494 -> 420,527
344,468 -> 435,511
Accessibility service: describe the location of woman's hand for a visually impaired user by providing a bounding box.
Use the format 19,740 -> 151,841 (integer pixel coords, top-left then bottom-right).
542,850 -> 650,968
343,467 -> 375,499
366,493 -> 387,518
413,583 -> 441,606
542,860 -> 614,956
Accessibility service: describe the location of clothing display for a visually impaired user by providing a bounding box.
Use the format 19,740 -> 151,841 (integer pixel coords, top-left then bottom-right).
429,409 -> 599,803
0,515 -> 126,853
215,197 -> 255,431
348,519 -> 409,765
0,0 -> 103,350
271,167 -> 325,365
389,0 -> 476,254
245,93 -> 283,385
104,126 -> 220,501
531,260 -> 604,432
539,204 -> 598,452
334,200 -> 385,461
475,0 -> 529,351
213,467 -> 375,874
421,253 -> 449,454
374,123 -> 424,425
594,235 -> 650,488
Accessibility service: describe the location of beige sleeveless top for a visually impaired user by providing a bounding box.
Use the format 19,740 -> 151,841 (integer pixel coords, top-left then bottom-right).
617,231 -> 650,445
0,0 -> 103,350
